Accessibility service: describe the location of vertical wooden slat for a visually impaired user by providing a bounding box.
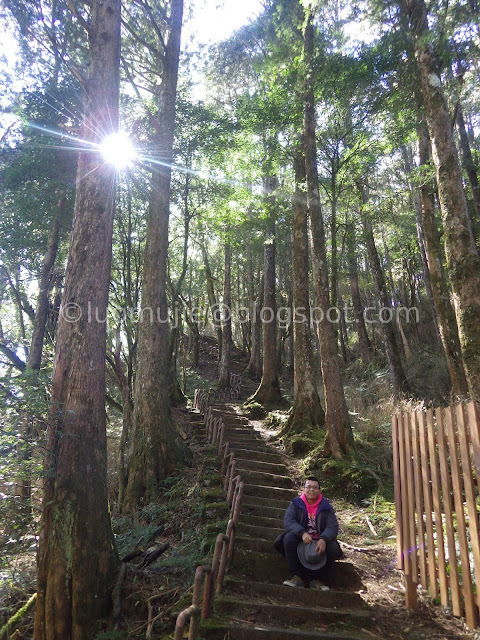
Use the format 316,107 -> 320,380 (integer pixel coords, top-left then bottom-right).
398,412 -> 417,610
467,401 -> 480,497
411,410 -> 427,590
426,408 -> 448,606
456,403 -> 480,616
417,409 -> 438,597
404,411 -> 418,582
445,406 -> 476,629
398,413 -> 412,576
435,407 -> 462,617
392,414 -> 404,570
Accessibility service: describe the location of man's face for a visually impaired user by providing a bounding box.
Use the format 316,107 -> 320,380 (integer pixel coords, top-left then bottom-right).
304,481 -> 320,496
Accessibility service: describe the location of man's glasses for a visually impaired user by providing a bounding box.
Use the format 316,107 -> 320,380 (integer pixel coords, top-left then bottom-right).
304,485 -> 320,491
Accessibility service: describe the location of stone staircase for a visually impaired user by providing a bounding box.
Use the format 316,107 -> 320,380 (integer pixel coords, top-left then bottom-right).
192,360 -> 371,640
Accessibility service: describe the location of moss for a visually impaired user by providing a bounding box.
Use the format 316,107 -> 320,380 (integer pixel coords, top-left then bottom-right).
52,500 -> 75,588
241,402 -> 266,419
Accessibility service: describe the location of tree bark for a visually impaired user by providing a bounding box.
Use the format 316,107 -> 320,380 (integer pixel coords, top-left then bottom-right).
35,2 -> 121,637
405,0 -> 480,399
346,225 -> 372,366
456,102 -> 480,221
28,190 -> 67,371
303,9 -> 353,459
122,0 -> 187,512
218,240 -> 232,388
245,275 -> 263,380
283,146 -> 324,436
249,174 -> 283,405
415,122 -> 469,396
359,184 -> 409,396
201,243 -> 223,358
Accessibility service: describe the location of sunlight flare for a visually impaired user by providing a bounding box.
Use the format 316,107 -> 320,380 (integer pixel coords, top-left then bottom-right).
100,132 -> 136,168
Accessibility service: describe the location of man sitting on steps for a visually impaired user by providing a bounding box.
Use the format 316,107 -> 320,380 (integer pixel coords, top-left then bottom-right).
275,476 -> 343,590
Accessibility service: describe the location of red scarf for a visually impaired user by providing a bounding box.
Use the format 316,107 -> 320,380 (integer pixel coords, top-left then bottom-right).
301,491 -> 322,518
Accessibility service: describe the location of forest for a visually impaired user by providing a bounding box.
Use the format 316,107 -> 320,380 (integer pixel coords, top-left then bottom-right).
0,0 -> 479,638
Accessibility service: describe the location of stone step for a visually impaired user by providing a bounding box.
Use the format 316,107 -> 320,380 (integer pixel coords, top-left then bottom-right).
242,496 -> 291,511
241,515 -> 283,529
235,456 -> 288,476
242,483 -> 297,501
228,442 -> 280,454
236,468 -> 295,489
227,448 -> 285,463
235,536 -> 277,554
214,596 -> 370,627
226,581 -> 366,609
235,457 -> 288,475
233,550 -> 365,591
238,522 -> 284,540
200,621 -> 367,640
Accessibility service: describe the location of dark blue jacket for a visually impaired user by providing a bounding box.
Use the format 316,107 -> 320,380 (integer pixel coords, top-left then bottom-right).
284,496 -> 338,543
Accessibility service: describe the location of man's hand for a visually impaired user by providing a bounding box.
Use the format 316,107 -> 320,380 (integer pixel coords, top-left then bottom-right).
316,538 -> 326,554
302,532 -> 312,544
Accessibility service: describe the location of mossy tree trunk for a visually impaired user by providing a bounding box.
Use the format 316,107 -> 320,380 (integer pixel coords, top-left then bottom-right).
283,147 -> 325,436
245,275 -> 263,380
201,242 -> 223,360
218,240 -> 232,388
35,2 -> 121,637
359,184 -> 409,397
122,0 -> 187,512
415,121 -> 469,396
405,0 -> 480,399
346,224 -> 372,366
303,9 -> 354,459
250,174 -> 283,405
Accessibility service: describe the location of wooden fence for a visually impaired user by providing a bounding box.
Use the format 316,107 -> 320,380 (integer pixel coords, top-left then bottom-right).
392,401 -> 480,629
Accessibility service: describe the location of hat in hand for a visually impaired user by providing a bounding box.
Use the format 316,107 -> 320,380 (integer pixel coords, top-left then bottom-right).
297,541 -> 327,570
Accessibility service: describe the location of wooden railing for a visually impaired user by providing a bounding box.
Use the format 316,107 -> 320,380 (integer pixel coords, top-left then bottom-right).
392,401 -> 480,628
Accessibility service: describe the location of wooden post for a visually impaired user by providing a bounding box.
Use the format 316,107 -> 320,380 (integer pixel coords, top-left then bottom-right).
445,406 -> 476,629
392,414 -> 404,570
426,408 -> 448,606
410,410 -> 428,590
435,407 -> 462,617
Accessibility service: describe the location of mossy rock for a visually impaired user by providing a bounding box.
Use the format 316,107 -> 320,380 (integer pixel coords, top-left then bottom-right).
199,488 -> 225,502
201,502 -> 229,520
242,402 -> 266,419
285,433 -> 316,456
312,458 -> 379,501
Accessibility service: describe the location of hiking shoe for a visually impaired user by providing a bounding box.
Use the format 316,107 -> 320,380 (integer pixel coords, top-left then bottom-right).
309,580 -> 330,591
283,575 -> 304,588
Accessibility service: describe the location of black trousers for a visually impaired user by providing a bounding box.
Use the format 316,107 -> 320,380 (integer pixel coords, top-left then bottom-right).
282,531 -> 342,582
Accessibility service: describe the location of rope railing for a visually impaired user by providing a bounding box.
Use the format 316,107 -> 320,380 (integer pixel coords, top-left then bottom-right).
176,372 -> 245,638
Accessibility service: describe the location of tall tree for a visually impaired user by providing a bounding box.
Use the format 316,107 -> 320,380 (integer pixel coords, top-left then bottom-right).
35,1 -> 121,637
218,237 -> 232,387
282,146 -> 324,435
303,7 -> 354,458
122,0 -> 188,511
404,0 -> 480,399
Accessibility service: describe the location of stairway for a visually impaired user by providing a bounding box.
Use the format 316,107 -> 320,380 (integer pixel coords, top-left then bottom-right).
193,365 -> 371,640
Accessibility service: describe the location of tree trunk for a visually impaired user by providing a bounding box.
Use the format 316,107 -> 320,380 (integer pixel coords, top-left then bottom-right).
28,190 -> 66,370
282,147 -> 324,436
218,240 -> 232,388
249,174 -> 283,405
346,225 -> 372,366
456,102 -> 480,221
35,2 -> 120,637
401,145 -> 440,340
406,0 -> 480,399
359,184 -> 409,396
415,121 -> 469,396
245,275 -> 263,380
122,0 -> 187,512
201,243 -> 223,358
303,9 -> 353,459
